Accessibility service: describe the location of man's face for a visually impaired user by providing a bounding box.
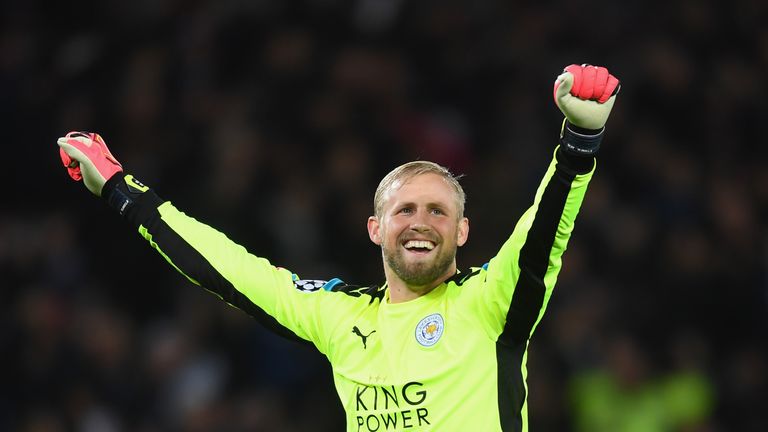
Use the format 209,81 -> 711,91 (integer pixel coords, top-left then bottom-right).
368,173 -> 469,292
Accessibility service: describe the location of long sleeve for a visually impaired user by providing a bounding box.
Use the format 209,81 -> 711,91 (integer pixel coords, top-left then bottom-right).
470,147 -> 595,342
100,173 -> 335,352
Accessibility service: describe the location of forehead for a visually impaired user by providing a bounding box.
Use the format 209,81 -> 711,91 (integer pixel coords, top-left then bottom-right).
383,173 -> 457,208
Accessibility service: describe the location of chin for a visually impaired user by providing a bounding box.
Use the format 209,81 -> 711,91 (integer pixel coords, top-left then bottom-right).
384,244 -> 456,287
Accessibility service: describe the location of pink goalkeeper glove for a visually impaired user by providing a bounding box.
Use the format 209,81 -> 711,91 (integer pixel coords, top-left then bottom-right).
58,132 -> 123,197
553,64 -> 620,130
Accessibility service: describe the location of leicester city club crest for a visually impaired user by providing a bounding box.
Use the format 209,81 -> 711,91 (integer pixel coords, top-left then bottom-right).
415,313 -> 444,347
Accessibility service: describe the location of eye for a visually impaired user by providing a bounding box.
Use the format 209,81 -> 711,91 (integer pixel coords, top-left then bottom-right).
398,207 -> 413,215
430,208 -> 445,216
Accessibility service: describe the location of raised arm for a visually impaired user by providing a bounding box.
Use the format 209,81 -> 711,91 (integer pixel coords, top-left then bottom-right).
57,134 -> 330,349
476,64 -> 620,342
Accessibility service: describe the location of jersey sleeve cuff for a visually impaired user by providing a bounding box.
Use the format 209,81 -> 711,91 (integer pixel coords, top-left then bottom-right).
555,146 -> 595,175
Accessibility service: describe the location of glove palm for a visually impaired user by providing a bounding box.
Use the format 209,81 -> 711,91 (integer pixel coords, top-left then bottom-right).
58,132 -> 123,196
554,64 -> 620,130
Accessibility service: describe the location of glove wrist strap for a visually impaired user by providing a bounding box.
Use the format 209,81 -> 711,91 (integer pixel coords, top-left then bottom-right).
102,174 -> 130,214
559,119 -> 604,156
102,173 -> 153,216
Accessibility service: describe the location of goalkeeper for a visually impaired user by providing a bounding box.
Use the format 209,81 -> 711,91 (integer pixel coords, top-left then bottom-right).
58,65 -> 619,432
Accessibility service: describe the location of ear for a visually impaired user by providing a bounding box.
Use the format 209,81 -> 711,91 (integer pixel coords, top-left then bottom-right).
457,217 -> 469,247
367,216 -> 382,245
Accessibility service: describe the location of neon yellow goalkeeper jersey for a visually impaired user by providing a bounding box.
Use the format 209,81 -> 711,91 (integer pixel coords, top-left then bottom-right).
106,148 -> 594,431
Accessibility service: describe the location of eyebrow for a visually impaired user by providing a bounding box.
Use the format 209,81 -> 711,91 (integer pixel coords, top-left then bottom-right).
392,201 -> 453,211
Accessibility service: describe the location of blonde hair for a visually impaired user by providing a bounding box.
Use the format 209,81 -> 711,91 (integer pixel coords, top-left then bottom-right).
374,161 -> 465,219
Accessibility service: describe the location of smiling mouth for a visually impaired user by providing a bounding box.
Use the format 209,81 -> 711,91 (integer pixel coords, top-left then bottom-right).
403,239 -> 436,254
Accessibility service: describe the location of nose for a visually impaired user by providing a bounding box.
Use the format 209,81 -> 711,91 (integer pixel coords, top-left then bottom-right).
410,223 -> 431,233
409,210 -> 432,232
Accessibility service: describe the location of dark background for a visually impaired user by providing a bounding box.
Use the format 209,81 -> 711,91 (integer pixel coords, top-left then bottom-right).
2,0 -> 767,430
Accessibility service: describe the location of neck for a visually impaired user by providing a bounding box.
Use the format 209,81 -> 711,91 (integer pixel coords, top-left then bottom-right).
384,263 -> 457,304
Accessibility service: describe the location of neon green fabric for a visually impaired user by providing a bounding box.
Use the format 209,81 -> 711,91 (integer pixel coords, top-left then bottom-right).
134,150 -> 593,431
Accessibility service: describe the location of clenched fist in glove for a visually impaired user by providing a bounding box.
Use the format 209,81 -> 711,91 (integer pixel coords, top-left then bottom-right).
553,64 -> 620,156
58,132 -> 123,196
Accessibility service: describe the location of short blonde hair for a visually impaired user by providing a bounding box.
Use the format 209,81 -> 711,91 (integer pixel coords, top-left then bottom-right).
374,161 -> 465,219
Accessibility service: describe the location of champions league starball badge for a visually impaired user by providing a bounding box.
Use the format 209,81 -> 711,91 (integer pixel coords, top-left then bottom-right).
415,313 -> 444,347
293,279 -> 326,292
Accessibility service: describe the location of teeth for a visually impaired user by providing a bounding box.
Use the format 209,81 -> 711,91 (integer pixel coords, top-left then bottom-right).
404,240 -> 434,250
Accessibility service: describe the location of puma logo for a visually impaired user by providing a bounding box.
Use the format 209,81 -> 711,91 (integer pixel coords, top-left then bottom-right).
352,326 -> 376,349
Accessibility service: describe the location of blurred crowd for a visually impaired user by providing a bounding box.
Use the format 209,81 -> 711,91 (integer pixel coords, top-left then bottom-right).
2,0 -> 767,430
